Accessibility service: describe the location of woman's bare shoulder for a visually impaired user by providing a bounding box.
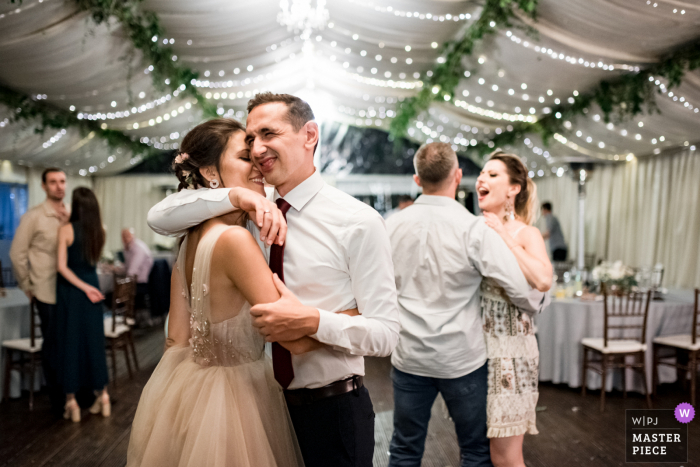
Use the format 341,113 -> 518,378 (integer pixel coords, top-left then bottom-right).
216,225 -> 258,255
58,222 -> 74,238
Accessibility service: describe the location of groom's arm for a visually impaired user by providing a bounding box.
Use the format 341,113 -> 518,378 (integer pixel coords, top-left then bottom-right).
250,211 -> 400,357
313,213 -> 400,357
147,188 -> 235,237
147,187 -> 286,245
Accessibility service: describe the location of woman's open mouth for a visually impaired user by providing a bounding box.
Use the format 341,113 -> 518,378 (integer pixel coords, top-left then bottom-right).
477,187 -> 489,201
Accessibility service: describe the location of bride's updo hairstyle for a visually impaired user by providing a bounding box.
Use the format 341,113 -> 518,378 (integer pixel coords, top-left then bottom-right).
487,150 -> 539,225
172,118 -> 245,191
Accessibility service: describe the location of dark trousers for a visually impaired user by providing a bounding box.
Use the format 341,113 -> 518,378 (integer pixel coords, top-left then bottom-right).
552,248 -> 568,261
389,364 -> 492,467
287,385 -> 375,467
35,300 -> 63,415
135,282 -> 149,310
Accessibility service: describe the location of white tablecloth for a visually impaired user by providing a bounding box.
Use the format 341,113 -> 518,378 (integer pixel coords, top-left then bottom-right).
0,287 -> 38,398
536,290 -> 695,393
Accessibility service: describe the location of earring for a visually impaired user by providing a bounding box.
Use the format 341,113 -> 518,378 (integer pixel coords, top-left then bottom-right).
504,199 -> 515,221
210,179 -> 219,189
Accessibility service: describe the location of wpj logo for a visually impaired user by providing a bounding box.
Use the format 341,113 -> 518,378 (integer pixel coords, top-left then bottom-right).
626,409 -> 689,463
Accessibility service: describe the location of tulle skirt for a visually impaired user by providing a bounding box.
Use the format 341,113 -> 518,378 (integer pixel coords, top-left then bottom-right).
126,345 -> 304,467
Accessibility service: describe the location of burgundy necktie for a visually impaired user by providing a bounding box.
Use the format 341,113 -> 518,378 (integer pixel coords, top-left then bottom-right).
270,198 -> 294,389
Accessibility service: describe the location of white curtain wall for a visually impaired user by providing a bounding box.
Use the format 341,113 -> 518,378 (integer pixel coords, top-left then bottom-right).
535,148 -> 700,288
93,175 -> 176,253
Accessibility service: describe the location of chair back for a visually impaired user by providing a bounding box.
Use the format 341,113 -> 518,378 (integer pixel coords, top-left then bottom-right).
601,283 -> 652,348
111,275 -> 136,333
0,259 -> 4,289
692,288 -> 699,346
30,299 -> 42,348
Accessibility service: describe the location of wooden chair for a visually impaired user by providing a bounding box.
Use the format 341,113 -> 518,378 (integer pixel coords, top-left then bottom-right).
652,288 -> 700,405
104,275 -> 139,386
581,284 -> 652,411
2,300 -> 43,410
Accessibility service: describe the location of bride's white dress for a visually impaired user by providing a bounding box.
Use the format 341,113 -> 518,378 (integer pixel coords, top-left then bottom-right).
126,225 -> 304,467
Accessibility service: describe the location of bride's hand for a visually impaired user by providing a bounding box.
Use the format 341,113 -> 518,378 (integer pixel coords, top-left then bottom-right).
483,212 -> 506,236
229,188 -> 287,246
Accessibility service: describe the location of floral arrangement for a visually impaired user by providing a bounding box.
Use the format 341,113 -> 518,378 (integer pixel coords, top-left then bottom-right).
100,250 -> 115,264
591,260 -> 638,291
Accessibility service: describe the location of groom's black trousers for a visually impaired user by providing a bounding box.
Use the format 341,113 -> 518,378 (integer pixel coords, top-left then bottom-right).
286,384 -> 375,467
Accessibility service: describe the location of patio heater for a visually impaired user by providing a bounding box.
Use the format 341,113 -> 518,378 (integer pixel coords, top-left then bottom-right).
570,162 -> 594,272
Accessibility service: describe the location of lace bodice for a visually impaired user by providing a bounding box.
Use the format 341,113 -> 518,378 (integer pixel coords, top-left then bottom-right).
178,224 -> 265,367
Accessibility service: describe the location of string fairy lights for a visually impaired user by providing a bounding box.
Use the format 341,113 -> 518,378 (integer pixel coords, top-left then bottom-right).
505,31 -> 641,72
347,0 -> 471,22
41,129 -> 66,149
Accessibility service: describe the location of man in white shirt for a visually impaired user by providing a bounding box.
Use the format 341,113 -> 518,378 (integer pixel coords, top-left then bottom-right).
147,92 -> 399,467
386,143 -> 546,467
383,194 -> 414,220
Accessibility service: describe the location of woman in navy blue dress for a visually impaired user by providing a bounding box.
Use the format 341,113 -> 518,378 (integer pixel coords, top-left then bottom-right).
55,187 -> 110,422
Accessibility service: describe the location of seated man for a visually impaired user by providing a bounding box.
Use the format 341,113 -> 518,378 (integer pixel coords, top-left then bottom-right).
121,228 -> 153,309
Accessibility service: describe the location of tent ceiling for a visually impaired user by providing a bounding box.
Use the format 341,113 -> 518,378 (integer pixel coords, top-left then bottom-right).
0,0 -> 699,178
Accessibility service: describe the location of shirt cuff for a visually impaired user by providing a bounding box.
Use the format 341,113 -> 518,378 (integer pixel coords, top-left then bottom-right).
310,308 -> 342,346
18,279 -> 32,293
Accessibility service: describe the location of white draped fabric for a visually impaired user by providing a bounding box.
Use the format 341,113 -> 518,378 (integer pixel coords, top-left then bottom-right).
92,175 -> 176,252
535,148 -> 700,288
1,0 -> 700,176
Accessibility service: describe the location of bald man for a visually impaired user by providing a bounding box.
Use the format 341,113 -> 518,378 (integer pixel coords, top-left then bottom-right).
121,228 -> 153,304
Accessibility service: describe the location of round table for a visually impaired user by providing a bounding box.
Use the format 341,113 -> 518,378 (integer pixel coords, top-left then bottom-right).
0,288 -> 38,398
535,290 -> 696,393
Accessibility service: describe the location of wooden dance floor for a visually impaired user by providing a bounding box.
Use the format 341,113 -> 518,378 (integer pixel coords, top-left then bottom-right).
1,328 -> 697,467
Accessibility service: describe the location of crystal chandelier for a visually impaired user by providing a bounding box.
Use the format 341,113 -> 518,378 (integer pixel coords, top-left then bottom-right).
277,0 -> 330,40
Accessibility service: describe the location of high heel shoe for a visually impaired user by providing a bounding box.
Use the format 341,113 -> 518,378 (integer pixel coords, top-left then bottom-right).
64,400 -> 81,422
89,393 -> 111,417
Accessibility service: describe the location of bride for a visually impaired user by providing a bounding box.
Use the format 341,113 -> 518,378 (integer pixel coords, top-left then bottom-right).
127,119 -> 354,466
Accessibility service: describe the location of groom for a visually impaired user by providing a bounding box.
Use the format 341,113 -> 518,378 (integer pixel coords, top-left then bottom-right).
147,92 -> 400,467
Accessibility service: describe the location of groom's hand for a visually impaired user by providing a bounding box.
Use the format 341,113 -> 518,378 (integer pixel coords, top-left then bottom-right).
229,187 -> 287,246
250,274 -> 320,342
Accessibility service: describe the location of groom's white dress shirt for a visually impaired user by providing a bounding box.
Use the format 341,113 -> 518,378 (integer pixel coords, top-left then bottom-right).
148,171 -> 400,389
386,195 -> 547,380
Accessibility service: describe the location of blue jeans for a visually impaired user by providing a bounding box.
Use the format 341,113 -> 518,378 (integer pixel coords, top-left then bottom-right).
389,364 -> 492,467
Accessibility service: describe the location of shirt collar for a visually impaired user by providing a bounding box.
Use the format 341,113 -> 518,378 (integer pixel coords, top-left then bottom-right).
414,194 -> 461,207
274,170 -> 324,212
41,199 -> 65,218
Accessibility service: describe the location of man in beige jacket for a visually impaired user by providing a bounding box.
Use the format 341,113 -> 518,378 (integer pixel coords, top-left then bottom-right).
10,167 -> 69,414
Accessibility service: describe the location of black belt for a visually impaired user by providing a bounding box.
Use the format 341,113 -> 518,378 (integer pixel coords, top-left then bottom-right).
284,376 -> 364,406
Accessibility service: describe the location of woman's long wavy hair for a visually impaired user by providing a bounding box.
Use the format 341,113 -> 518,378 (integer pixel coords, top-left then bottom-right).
69,187 -> 105,265
487,150 -> 539,225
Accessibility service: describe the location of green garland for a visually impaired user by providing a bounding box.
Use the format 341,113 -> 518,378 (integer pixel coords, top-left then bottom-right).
1,0 -> 218,165
389,0 -> 539,140
0,84 -> 160,159
465,39 -> 700,159
74,0 -> 218,118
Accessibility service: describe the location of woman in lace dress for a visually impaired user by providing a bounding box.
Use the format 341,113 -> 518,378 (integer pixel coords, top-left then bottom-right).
127,119 -> 349,466
475,151 -> 552,467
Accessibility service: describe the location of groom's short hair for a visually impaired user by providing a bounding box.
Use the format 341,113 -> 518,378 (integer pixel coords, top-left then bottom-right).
247,92 -> 315,132
414,142 -> 457,189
